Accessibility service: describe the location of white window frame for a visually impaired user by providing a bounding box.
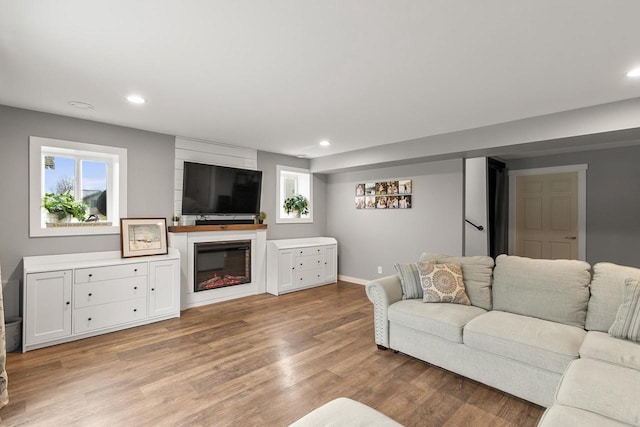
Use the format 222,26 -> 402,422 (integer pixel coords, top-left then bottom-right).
29,136 -> 127,237
276,165 -> 313,224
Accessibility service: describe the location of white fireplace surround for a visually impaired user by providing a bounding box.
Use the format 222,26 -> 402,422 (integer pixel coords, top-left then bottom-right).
168,229 -> 267,309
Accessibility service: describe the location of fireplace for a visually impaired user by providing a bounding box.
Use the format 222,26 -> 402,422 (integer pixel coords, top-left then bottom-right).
194,240 -> 251,292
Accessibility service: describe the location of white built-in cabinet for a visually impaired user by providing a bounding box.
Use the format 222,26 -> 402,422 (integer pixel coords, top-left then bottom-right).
266,237 -> 338,295
23,249 -> 180,352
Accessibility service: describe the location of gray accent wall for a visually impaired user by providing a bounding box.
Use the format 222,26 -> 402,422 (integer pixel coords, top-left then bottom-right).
506,143 -> 640,267
326,159 -> 464,281
0,105 -> 176,316
257,151 -> 327,240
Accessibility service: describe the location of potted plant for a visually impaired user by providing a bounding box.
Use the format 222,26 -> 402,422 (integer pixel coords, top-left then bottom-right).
42,191 -> 88,223
172,215 -> 181,226
283,194 -> 309,218
256,211 -> 267,224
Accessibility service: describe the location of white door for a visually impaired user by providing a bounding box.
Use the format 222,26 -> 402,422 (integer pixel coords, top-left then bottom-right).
323,245 -> 337,282
277,250 -> 295,292
515,172 -> 578,259
26,270 -> 72,345
149,260 -> 180,317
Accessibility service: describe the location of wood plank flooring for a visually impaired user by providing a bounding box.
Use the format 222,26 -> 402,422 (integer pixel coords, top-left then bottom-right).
0,282 -> 543,426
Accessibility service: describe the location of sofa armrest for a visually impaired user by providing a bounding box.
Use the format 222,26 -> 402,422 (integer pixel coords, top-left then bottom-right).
365,275 -> 403,348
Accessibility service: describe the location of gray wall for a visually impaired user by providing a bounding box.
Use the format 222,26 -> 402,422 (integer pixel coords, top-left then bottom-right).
326,159 -> 464,281
257,151 -> 327,240
506,144 -> 640,267
0,105 -> 176,316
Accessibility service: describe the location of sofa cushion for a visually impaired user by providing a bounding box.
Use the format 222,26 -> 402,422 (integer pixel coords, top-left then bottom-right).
463,311 -> 586,374
538,405 -> 631,427
579,331 -> 640,371
556,359 -> 640,426
416,262 -> 470,305
608,278 -> 640,342
419,252 -> 494,310
388,300 -> 486,343
394,263 -> 422,300
492,255 -> 591,328
586,262 -> 640,332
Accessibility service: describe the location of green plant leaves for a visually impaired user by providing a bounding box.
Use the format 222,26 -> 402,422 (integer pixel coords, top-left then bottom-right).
42,191 -> 89,222
283,194 -> 309,215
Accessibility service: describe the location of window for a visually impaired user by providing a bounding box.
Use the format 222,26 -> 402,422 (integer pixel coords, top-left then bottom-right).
29,136 -> 127,237
276,165 -> 313,223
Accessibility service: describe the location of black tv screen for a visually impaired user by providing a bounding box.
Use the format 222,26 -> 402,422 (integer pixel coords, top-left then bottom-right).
181,162 -> 262,215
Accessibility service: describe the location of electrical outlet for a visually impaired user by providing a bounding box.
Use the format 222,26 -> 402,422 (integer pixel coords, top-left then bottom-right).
377,266 -> 383,274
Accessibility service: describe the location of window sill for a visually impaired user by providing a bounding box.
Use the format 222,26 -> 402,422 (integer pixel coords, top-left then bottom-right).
31,223 -> 120,237
46,221 -> 113,228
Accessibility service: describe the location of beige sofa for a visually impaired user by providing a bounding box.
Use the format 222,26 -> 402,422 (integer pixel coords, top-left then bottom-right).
366,254 -> 640,426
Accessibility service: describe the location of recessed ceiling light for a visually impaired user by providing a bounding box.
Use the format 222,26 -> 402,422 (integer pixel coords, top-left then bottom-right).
319,140 -> 331,147
627,67 -> 640,78
296,154 -> 307,158
68,101 -> 94,110
126,94 -> 147,104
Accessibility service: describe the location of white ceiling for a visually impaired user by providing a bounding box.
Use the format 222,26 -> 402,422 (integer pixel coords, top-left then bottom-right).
1,0 -> 640,159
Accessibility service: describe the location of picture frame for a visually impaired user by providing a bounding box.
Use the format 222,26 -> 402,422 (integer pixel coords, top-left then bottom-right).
120,218 -> 168,258
356,179 -> 412,209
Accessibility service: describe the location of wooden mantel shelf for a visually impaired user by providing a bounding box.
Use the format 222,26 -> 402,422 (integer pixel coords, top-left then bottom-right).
168,224 -> 268,233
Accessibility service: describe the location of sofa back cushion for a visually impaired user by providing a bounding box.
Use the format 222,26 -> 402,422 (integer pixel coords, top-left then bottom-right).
492,255 -> 591,328
586,262 -> 640,332
419,253 -> 494,310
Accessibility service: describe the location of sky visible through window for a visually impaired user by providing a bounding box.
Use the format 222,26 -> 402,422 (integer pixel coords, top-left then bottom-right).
44,156 -> 107,194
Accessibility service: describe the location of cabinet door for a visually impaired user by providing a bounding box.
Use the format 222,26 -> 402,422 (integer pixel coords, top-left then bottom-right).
323,245 -> 337,282
149,260 -> 180,317
26,270 -> 72,346
278,250 -> 295,292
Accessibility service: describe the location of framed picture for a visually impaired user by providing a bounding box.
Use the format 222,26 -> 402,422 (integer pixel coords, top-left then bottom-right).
399,179 -> 412,194
365,182 -> 376,196
355,178 -> 413,209
120,218 -> 168,258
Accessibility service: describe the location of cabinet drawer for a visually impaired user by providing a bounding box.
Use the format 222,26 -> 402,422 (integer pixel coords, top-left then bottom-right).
294,255 -> 323,271
74,298 -> 147,334
75,263 -> 147,283
295,268 -> 323,286
294,246 -> 324,257
74,277 -> 148,308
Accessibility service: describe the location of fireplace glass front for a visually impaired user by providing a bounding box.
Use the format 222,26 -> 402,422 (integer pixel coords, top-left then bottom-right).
194,240 -> 251,292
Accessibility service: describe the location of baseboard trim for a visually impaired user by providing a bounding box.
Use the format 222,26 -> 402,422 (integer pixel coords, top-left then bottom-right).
338,275 -> 368,286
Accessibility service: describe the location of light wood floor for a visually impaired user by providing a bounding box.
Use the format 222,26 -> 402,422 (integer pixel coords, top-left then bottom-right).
0,282 -> 543,426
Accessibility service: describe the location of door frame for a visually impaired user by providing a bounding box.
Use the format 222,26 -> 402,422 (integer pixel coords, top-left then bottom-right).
508,164 -> 588,260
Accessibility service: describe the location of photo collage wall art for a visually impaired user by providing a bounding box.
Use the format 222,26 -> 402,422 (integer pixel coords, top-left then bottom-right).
355,179 -> 412,209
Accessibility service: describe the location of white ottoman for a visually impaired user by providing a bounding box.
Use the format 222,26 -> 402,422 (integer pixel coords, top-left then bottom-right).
289,397 -> 403,427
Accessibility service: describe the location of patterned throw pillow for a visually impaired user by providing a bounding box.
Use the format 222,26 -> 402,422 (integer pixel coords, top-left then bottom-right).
608,278 -> 640,342
416,262 -> 471,305
394,263 -> 422,300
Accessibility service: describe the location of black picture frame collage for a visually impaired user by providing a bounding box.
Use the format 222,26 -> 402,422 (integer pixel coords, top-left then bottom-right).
355,179 -> 412,209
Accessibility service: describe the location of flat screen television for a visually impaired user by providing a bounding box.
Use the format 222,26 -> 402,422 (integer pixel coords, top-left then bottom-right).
181,162 -> 262,216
